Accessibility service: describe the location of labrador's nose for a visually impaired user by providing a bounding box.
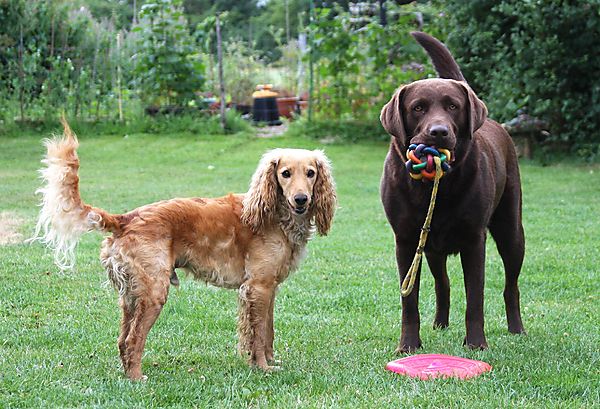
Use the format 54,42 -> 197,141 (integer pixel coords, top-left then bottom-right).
429,124 -> 449,138
294,194 -> 308,206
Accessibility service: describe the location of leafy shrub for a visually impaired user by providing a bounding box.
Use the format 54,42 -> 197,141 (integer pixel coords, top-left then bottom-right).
287,116 -> 388,143
222,40 -> 274,106
308,2 -> 443,122
132,0 -> 204,108
0,1 -> 132,122
1,109 -> 251,138
196,15 -> 279,106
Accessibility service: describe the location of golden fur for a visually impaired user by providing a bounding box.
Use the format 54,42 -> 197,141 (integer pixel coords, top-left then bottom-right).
31,119 -> 337,380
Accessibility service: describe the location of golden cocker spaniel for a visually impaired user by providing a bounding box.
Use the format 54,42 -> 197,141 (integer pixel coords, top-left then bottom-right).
32,119 -> 336,380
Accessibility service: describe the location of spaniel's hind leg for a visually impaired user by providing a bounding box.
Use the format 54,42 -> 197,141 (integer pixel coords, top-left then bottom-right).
238,279 -> 278,371
102,239 -> 137,373
118,297 -> 134,372
122,273 -> 170,380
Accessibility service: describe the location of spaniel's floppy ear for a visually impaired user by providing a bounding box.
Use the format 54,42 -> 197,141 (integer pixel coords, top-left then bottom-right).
312,150 -> 337,236
459,82 -> 488,137
242,150 -> 279,232
380,86 -> 408,141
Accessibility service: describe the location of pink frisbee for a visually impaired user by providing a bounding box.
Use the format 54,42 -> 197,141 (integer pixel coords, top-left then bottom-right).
385,354 -> 492,380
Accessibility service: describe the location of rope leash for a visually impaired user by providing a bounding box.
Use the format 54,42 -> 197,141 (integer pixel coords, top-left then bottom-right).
400,144 -> 450,297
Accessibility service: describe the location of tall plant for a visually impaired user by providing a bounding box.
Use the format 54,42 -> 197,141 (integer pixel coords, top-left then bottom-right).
308,2 -> 441,121
310,7 -> 363,119
132,0 -> 204,108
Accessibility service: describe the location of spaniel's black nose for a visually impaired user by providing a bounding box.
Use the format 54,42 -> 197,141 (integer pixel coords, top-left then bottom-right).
294,194 -> 308,206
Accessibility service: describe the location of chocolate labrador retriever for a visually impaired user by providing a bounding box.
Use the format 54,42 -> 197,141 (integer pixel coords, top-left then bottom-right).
380,32 -> 525,352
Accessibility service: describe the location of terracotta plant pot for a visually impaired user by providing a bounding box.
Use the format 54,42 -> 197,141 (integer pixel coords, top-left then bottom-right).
276,97 -> 299,119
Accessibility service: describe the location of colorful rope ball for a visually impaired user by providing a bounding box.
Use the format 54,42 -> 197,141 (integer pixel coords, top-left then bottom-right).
405,144 -> 451,181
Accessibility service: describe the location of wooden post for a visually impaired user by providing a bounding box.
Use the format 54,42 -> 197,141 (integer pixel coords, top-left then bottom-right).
132,0 -> 137,25
379,0 -> 387,26
18,23 -> 25,122
116,32 -> 124,122
90,27 -> 99,119
50,3 -> 55,58
308,0 -> 315,123
525,132 -> 534,159
285,0 -> 290,43
48,2 -> 55,106
216,13 -> 226,131
249,21 -> 253,48
297,32 -> 307,100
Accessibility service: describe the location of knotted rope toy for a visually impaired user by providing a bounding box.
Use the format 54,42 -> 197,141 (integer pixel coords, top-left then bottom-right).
406,144 -> 451,181
400,144 -> 452,297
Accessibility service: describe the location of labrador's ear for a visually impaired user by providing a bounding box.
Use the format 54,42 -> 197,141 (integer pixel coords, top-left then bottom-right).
459,82 -> 488,137
380,85 -> 408,141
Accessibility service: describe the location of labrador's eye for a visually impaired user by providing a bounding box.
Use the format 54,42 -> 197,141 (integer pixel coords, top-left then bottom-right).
307,169 -> 315,178
414,105 -> 423,112
448,104 -> 457,110
281,170 -> 291,178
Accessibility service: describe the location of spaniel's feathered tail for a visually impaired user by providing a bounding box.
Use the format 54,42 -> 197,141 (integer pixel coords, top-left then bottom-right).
29,117 -> 121,270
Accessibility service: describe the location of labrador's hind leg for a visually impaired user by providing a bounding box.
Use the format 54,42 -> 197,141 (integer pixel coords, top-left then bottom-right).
490,196 -> 526,335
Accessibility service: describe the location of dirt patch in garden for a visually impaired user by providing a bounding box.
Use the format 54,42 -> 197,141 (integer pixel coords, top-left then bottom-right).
0,211 -> 25,245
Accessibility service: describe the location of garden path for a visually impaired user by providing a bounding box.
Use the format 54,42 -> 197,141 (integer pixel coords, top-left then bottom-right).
256,122 -> 288,138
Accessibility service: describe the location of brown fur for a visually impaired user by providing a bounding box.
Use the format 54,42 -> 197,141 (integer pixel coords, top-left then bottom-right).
380,32 -> 525,352
32,120 -> 336,380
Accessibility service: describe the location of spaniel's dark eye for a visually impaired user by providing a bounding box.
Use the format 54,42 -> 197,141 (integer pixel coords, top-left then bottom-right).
307,169 -> 315,178
448,104 -> 457,110
281,170 -> 291,178
414,105 -> 423,112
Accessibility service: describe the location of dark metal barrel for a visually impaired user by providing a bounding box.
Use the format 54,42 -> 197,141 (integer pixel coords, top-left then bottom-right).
252,96 -> 281,125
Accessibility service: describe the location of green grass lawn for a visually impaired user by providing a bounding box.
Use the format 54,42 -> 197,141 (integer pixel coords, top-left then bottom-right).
1,127 -> 598,408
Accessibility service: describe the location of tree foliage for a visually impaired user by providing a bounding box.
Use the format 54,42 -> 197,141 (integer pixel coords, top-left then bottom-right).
1,0 -> 598,156
442,0 -> 600,152
309,2 -> 442,120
